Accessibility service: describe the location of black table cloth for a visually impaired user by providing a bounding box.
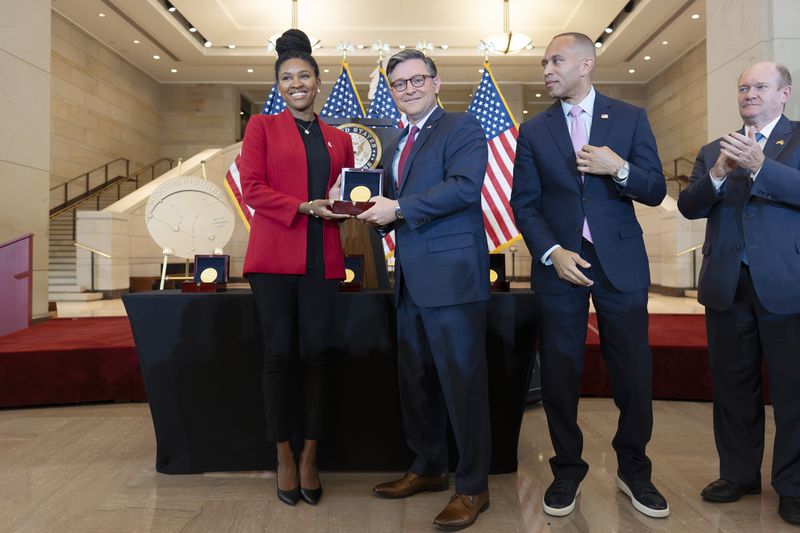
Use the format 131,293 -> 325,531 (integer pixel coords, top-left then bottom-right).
123,289 -> 538,475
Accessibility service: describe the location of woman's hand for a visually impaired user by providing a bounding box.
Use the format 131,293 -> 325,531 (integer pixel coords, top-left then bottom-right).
299,199 -> 350,220
328,174 -> 342,201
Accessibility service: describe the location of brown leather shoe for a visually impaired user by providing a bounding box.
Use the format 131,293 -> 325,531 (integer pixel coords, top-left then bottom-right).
372,472 -> 449,499
433,491 -> 490,531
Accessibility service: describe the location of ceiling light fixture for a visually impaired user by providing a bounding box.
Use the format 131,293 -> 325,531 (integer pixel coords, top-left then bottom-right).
204,41 -> 213,48
227,44 -> 236,49
628,68 -> 636,74
189,27 -> 197,33
247,68 -> 254,73
662,40 -> 668,45
535,93 -> 541,98
594,41 -> 603,48
98,13 -> 106,18
153,55 -> 161,60
691,13 -> 700,20
605,27 -> 613,34
133,39 -> 140,44
483,0 -> 532,54
644,55 -> 651,60
170,68 -> 177,73
398,44 -> 406,50
441,44 -> 449,50
523,110 -> 528,114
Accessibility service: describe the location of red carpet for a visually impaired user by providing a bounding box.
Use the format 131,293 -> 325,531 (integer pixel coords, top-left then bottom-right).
582,313 -> 716,401
1,314 -> 717,408
0,317 -> 146,408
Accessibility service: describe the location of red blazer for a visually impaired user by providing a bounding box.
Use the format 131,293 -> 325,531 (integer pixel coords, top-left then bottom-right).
240,109 -> 354,278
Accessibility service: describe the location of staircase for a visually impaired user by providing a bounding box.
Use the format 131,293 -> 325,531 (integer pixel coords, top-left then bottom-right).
47,158 -> 174,303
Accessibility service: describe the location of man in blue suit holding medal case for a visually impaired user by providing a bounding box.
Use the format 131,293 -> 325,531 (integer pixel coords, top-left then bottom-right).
357,49 -> 491,531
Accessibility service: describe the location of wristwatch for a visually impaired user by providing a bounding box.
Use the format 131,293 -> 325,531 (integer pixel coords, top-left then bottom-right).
394,203 -> 404,220
614,162 -> 630,182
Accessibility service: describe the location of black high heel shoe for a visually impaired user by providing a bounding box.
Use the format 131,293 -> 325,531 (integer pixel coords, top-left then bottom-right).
300,466 -> 323,505
277,466 -> 300,506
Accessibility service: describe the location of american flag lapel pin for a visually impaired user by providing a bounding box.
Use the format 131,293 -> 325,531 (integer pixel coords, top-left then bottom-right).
601,114 -> 609,119
776,139 -> 785,146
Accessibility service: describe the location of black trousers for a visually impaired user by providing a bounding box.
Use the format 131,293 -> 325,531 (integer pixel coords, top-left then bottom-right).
248,271 -> 338,443
535,239 -> 653,482
706,264 -> 800,497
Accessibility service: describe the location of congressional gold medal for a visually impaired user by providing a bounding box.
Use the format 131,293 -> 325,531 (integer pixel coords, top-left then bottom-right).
200,267 -> 218,283
350,185 -> 372,202
489,269 -> 499,283
345,269 -> 356,283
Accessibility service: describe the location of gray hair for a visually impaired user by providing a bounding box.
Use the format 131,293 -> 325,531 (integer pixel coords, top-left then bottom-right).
386,49 -> 438,78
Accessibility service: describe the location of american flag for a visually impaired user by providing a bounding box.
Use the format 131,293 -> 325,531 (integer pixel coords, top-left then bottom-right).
467,63 -> 520,252
366,68 -> 401,257
224,83 -> 286,230
321,61 -> 365,118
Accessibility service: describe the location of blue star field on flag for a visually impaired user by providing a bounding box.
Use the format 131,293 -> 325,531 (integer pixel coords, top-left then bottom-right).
467,69 -> 515,140
366,69 -> 401,123
321,62 -> 365,118
261,83 -> 286,115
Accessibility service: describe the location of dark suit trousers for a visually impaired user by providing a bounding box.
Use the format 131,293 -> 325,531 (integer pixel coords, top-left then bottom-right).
535,239 -> 653,482
248,271 -> 338,443
396,283 -> 491,495
706,264 -> 800,497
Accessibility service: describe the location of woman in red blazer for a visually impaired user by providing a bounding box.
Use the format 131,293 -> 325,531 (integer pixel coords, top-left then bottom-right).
239,29 -> 353,507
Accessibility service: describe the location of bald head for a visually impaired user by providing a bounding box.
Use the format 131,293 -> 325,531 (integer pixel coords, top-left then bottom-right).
552,32 -> 597,61
542,32 -> 596,103
739,61 -> 792,89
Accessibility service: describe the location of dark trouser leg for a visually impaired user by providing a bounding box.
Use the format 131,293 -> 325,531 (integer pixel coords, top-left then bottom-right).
584,242 -> 653,482
297,270 -> 338,441
706,266 -> 764,486
419,299 -> 490,495
533,285 -> 590,482
249,273 -> 299,443
396,285 -> 449,478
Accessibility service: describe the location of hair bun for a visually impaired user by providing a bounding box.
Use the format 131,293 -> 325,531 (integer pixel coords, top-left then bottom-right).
275,29 -> 312,56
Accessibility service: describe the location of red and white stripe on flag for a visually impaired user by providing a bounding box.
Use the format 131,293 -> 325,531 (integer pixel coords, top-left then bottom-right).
481,127 -> 519,251
224,154 -> 254,231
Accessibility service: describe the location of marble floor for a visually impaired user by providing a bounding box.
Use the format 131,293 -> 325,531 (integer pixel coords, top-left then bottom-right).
0,399 -> 792,532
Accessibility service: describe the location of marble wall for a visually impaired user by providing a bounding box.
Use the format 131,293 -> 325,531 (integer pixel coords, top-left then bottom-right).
50,12 -> 161,188
0,0 -> 52,319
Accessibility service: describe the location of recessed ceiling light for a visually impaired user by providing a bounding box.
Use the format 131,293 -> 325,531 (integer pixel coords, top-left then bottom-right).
98,13 -> 107,18
535,93 -> 541,98
628,68 -> 636,74
525,44 -> 533,50
441,44 -> 449,50
691,13 -> 700,20
153,55 -> 161,60
227,44 -> 236,49
204,41 -> 212,48
247,68 -> 254,73
189,27 -> 197,33
170,68 -> 177,73
133,39 -> 140,44
357,44 -> 365,49
398,44 -> 406,50
605,27 -> 613,34
662,40 -> 668,45
644,55 -> 651,61
478,68 -> 484,73
523,110 -> 528,114
594,41 -> 602,48
240,111 -> 244,115
168,6 -> 177,13
323,68 -> 330,73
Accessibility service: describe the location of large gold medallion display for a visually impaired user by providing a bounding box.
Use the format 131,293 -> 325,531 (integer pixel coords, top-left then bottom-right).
337,123 -> 382,169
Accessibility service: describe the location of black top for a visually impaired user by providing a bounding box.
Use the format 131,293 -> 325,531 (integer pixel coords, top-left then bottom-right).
295,118 -> 330,273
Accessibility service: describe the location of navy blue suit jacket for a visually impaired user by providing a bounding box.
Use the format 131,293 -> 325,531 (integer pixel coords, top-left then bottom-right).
510,91 -> 666,294
382,107 -> 489,308
677,115 -> 800,314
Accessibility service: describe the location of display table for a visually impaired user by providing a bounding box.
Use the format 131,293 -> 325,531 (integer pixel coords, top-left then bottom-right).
123,289 -> 538,475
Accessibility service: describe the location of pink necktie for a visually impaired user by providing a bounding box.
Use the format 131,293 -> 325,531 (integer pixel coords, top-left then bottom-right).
397,125 -> 419,188
569,106 -> 593,243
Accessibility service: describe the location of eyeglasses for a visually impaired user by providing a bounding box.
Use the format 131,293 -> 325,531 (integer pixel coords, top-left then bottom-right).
389,74 -> 435,92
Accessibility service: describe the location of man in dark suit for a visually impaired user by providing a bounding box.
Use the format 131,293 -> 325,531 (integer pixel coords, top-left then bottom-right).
678,61 -> 800,525
357,49 -> 491,531
510,32 -> 668,518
